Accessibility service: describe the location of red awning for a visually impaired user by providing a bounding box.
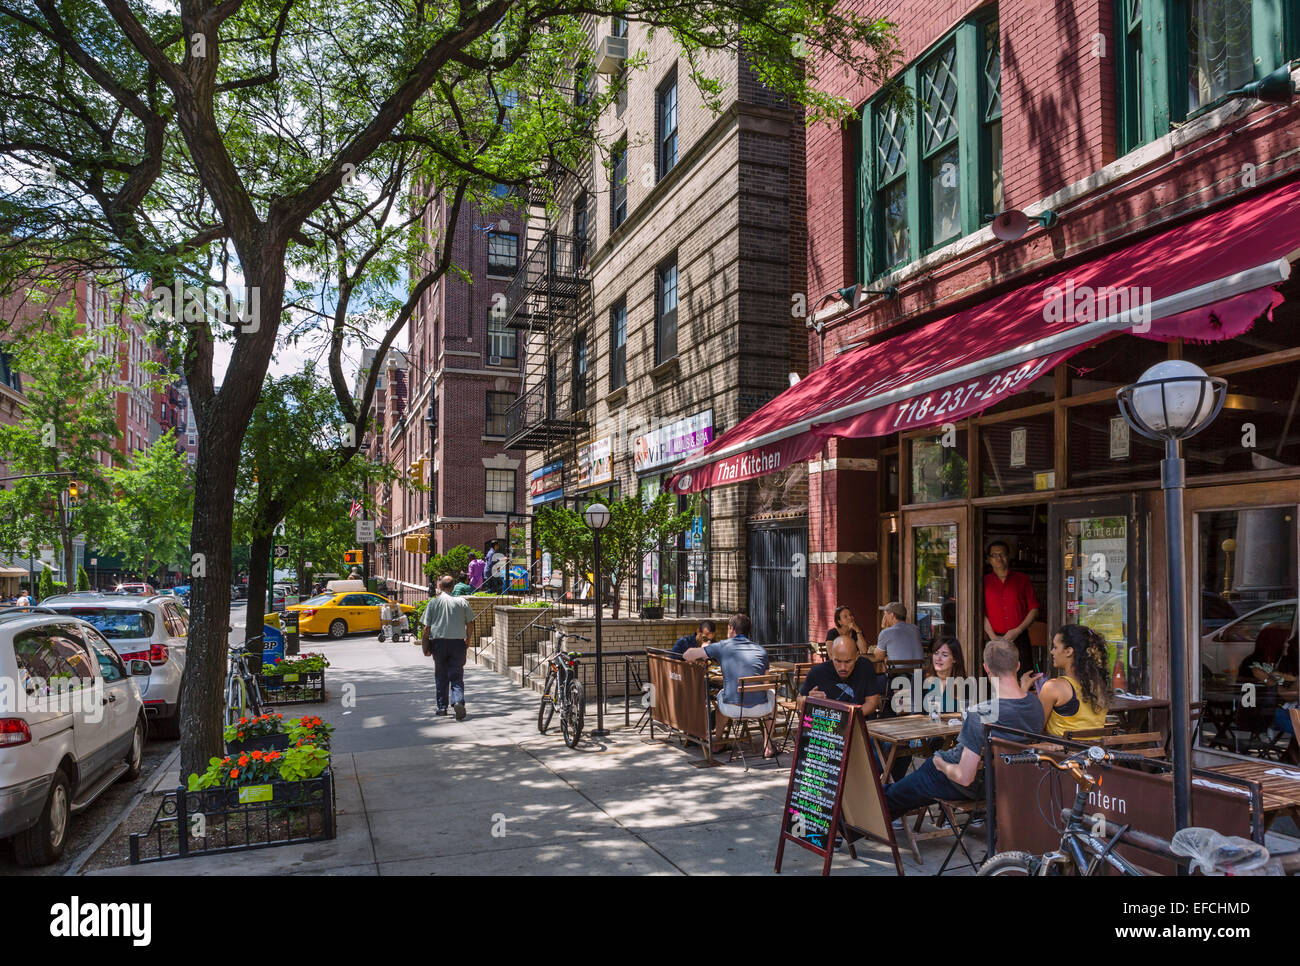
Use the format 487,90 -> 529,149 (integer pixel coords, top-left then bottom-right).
668,176 -> 1300,494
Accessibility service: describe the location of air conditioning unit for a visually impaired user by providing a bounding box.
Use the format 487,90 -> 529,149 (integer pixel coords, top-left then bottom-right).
489,354 -> 502,366
595,34 -> 627,74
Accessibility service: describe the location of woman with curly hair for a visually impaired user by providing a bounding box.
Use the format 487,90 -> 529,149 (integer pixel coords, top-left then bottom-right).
1027,625 -> 1113,738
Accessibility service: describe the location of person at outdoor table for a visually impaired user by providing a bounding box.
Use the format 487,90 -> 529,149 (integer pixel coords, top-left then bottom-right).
1239,635 -> 1298,685
877,602 -> 924,664
921,638 -> 968,715
799,636 -> 883,713
983,541 -> 1041,676
671,619 -> 717,656
884,640 -> 1043,820
1024,625 -> 1112,738
683,613 -> 774,756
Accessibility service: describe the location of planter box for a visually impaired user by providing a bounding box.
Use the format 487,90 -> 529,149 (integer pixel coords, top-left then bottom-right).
224,732 -> 291,754
128,771 -> 335,864
260,669 -> 326,704
640,606 -> 664,620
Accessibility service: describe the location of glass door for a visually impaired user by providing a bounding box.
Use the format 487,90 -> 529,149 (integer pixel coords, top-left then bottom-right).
1048,496 -> 1145,694
904,506 -> 971,662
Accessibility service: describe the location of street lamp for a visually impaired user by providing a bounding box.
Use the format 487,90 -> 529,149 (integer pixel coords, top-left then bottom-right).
584,502 -> 612,739
1116,360 -> 1226,835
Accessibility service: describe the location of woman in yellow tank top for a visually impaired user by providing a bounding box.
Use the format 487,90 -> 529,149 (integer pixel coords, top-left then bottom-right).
1030,625 -> 1112,737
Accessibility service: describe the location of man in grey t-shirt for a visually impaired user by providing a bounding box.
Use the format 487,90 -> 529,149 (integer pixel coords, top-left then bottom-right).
877,601 -> 924,663
683,613 -> 773,755
422,575 -> 476,719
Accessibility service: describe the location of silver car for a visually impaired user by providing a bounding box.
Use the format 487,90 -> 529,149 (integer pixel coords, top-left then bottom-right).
41,593 -> 189,739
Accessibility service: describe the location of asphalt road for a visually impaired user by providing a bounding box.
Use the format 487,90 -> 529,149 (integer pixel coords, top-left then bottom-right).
0,605 -> 247,876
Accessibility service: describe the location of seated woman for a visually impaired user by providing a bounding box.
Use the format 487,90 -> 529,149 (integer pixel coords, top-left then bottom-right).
922,638 -> 968,715
1238,630 -> 1296,686
1028,625 -> 1113,738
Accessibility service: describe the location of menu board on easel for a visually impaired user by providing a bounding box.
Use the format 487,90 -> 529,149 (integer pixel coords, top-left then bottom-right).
774,697 -> 903,877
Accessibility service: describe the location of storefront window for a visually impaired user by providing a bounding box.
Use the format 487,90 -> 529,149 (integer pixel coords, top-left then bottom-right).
1180,311 -> 1300,369
1184,360 -> 1300,477
914,524 -> 957,646
1066,402 -> 1161,489
1060,514 -> 1144,693
680,495 -> 710,614
910,431 -> 968,503
979,414 -> 1054,496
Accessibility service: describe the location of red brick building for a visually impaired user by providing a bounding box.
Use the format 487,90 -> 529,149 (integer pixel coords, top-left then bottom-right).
673,0 -> 1300,729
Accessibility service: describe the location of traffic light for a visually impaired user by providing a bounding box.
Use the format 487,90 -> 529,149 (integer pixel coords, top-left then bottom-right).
408,459 -> 423,485
343,550 -> 363,565
68,480 -> 79,505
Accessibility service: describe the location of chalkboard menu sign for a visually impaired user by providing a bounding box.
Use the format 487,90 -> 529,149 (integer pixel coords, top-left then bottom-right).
775,697 -> 902,876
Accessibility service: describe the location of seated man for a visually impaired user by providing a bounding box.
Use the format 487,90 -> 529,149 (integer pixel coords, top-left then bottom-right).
799,635 -> 884,715
883,640 -> 1043,820
683,613 -> 774,756
671,619 -> 717,656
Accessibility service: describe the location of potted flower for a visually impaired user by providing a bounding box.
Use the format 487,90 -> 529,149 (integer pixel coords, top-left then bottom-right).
224,712 -> 289,753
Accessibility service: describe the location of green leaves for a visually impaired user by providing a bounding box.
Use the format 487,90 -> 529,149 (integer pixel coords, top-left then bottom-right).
104,429 -> 195,581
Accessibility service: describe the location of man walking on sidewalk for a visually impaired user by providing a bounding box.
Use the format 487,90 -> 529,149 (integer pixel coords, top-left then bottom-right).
422,575 -> 475,719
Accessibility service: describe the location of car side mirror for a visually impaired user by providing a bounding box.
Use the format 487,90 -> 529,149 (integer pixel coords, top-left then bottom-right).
128,659 -> 152,676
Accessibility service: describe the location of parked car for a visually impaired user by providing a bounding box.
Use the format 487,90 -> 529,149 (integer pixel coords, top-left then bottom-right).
286,591 -> 415,639
230,583 -> 247,601
112,582 -> 155,596
41,593 -> 190,739
0,609 -> 148,866
1201,598 -> 1297,681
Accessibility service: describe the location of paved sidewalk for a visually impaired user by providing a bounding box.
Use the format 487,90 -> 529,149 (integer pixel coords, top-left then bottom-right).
90,636 -> 969,876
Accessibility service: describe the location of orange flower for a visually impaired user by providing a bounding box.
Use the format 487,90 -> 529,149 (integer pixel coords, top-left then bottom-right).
239,717 -> 249,725
238,755 -> 249,766
251,750 -> 264,760
237,731 -> 245,739
230,768 -> 239,778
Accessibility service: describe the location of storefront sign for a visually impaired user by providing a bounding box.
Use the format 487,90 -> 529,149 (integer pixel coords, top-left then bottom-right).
635,410 -> 714,473
1033,471 -> 1056,491
1109,417 -> 1130,460
578,437 -> 612,489
529,461 -> 564,505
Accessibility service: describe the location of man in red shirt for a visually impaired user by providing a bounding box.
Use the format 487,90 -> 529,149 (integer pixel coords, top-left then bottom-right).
983,541 -> 1040,676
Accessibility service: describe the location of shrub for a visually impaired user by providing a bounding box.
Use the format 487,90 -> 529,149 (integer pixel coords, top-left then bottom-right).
76,566 -> 91,591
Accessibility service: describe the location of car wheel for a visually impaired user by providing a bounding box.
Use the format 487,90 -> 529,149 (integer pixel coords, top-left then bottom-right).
122,717 -> 145,781
328,619 -> 348,639
12,770 -> 71,867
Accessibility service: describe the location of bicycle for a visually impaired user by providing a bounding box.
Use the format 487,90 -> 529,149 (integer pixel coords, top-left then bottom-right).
979,745 -> 1274,876
537,630 -> 590,748
225,636 -> 267,727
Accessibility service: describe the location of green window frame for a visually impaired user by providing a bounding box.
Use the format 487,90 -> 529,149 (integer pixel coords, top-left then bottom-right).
1116,0 -> 1296,156
859,14 -> 1003,281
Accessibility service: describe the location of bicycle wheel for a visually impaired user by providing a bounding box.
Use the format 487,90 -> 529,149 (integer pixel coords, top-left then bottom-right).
225,674 -> 248,728
538,668 -> 557,733
978,851 -> 1040,876
562,679 -> 585,748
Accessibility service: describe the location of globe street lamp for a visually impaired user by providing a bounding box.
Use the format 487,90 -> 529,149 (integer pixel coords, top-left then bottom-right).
584,502 -> 612,738
1116,360 -> 1226,834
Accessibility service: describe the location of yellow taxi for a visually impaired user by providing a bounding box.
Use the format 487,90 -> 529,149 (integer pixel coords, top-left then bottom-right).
286,591 -> 416,638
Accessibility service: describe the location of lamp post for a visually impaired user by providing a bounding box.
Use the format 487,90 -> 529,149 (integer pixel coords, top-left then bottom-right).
1117,361 -> 1226,835
584,502 -> 612,739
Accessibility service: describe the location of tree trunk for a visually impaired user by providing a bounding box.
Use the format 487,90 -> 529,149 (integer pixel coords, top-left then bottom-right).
245,531 -> 272,671
60,505 -> 74,589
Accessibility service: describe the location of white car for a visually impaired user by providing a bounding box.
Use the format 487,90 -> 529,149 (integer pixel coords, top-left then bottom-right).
1200,598 -> 1297,681
0,609 -> 148,866
42,593 -> 189,739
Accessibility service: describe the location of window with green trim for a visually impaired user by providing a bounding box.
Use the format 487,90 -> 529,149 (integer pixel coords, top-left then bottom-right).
1116,0 -> 1297,155
860,14 -> 1002,280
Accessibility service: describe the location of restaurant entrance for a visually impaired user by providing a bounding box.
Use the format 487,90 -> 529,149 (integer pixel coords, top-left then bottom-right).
1047,495 -> 1147,695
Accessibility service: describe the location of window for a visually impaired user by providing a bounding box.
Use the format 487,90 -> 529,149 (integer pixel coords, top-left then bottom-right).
574,191 -> 589,265
655,256 -> 678,364
612,16 -> 628,37
1117,0 -> 1296,154
861,16 -> 1002,277
82,630 -> 128,683
573,331 -> 588,410
14,627 -> 95,695
486,469 -> 516,514
657,69 -> 678,180
610,298 -> 627,389
487,306 -> 517,361
486,231 -> 518,275
611,139 -> 628,231
486,391 -> 512,436
910,431 -> 969,503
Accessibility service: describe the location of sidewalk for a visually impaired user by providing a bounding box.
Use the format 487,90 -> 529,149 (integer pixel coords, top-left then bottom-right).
91,636 -> 966,876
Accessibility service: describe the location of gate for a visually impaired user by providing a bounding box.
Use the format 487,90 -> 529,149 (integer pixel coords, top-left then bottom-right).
747,521 -> 808,645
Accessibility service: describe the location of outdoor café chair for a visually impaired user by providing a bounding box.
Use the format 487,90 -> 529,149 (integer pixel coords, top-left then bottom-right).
722,673 -> 781,771
934,798 -> 986,875
775,662 -> 813,752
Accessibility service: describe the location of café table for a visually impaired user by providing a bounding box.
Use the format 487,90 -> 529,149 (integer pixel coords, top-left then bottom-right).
1111,693 -> 1171,734
1208,760 -> 1300,832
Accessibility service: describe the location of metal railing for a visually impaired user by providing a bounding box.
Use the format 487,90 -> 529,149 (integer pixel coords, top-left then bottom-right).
501,232 -> 589,331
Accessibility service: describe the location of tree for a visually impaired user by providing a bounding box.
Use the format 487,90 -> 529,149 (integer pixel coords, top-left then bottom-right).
37,565 -> 54,601
425,545 -> 475,583
104,430 -> 195,585
0,298 -> 121,581
76,566 -> 90,590
1,0 -> 900,776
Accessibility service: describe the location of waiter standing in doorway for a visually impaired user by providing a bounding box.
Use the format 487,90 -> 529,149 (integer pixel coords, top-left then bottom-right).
983,540 -> 1040,676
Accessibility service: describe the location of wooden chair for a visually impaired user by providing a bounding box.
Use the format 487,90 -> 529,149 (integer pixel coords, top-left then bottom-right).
775,663 -> 813,752
721,674 -> 781,770
1064,725 -> 1122,742
1100,731 -> 1166,757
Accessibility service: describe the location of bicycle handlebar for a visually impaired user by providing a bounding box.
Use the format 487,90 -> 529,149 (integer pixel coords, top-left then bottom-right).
1002,751 -> 1042,764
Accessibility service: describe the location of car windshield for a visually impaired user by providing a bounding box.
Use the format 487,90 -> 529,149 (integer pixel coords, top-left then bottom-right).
56,607 -> 155,640
300,594 -> 335,607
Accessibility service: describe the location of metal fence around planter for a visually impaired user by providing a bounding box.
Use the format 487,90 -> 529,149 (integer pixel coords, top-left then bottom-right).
128,771 -> 335,864
225,732 -> 291,755
260,670 -> 326,704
